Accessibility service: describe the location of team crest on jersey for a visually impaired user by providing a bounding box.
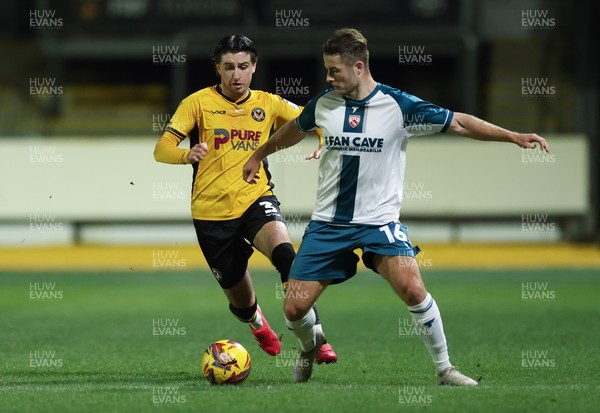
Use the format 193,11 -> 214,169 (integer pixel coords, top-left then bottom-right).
251,107 -> 265,122
348,114 -> 361,128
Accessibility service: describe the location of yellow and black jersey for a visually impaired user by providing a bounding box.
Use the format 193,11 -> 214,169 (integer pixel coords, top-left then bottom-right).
154,85 -> 315,220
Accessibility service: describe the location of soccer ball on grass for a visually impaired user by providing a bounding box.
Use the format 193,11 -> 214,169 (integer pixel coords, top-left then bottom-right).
201,339 -> 251,385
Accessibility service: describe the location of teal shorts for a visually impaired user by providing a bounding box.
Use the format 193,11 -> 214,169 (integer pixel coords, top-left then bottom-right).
289,220 -> 418,284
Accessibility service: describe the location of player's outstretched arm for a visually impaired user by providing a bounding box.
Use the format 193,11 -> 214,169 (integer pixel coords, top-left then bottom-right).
154,134 -> 208,165
154,135 -> 191,164
448,112 -> 550,153
243,118 -> 306,184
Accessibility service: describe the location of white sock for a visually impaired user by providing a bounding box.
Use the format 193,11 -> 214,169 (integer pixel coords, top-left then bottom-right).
408,293 -> 452,373
249,306 -> 263,330
285,308 -> 316,352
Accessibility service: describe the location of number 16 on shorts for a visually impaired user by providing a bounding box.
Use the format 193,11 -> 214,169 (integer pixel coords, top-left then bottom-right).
379,222 -> 409,243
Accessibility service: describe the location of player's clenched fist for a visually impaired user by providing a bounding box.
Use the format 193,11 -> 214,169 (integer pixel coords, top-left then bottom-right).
187,142 -> 208,164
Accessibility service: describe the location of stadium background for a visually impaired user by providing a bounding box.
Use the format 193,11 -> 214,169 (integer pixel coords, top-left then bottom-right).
0,0 -> 600,268
1,1 -> 600,412
1,0 -> 599,268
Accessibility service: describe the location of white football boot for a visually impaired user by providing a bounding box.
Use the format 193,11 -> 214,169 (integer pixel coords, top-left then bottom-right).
291,331 -> 326,383
438,367 -> 479,386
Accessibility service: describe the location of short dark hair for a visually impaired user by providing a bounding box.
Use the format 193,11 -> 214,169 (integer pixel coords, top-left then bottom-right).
211,35 -> 258,64
322,28 -> 369,68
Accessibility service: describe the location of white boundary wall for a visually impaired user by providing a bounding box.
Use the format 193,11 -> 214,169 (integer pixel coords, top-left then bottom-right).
0,135 -> 588,245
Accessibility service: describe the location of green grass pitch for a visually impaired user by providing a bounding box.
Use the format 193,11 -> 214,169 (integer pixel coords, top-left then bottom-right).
1,268 -> 598,412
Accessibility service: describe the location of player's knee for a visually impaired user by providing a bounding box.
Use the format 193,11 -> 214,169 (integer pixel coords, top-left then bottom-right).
400,284 -> 428,306
284,299 -> 309,322
271,242 -> 295,284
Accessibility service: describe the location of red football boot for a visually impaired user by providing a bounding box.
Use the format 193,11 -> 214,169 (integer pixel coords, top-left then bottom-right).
250,306 -> 281,356
316,342 -> 338,364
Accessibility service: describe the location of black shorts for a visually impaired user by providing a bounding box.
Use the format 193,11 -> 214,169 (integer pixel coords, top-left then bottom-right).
193,195 -> 286,289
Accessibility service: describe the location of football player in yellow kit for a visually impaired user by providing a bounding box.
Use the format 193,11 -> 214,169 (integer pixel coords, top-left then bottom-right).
154,34 -> 337,362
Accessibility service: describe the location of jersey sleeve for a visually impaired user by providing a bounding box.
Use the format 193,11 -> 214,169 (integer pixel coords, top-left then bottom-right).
166,95 -> 200,140
296,95 -> 319,132
272,95 -> 302,131
388,89 -> 453,138
271,94 -> 323,147
265,94 -> 321,154
153,96 -> 200,164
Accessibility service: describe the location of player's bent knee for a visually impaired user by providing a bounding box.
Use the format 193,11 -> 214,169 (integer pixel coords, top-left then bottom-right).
400,285 -> 428,306
284,300 -> 309,322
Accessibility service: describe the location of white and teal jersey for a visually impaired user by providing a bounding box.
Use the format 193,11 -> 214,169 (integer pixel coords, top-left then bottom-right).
296,83 -> 453,225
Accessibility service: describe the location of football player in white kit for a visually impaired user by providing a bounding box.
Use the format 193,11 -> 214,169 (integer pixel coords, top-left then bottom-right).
243,28 -> 550,385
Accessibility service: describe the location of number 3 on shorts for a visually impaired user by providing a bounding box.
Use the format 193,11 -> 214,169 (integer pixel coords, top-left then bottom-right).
259,201 -> 278,216
379,222 -> 408,243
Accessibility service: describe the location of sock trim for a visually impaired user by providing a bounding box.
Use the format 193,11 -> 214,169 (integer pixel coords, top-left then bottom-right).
408,294 -> 433,314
